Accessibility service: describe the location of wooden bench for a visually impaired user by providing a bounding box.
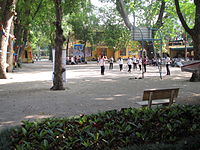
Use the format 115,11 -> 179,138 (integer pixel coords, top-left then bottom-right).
136,88 -> 179,108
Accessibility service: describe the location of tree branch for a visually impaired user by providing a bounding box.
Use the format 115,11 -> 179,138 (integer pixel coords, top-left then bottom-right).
174,0 -> 192,35
116,0 -> 132,30
194,0 -> 200,31
154,0 -> 165,29
32,0 -> 44,21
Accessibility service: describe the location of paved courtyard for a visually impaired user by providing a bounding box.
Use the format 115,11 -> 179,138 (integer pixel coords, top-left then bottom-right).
0,61 -> 200,129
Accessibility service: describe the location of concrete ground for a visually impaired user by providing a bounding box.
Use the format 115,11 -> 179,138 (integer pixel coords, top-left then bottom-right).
0,61 -> 200,129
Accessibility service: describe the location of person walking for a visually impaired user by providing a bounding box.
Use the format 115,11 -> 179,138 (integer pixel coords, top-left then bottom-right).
118,57 -> 123,71
142,56 -> 147,72
109,57 -> 114,69
99,55 -> 106,75
127,57 -> 133,73
71,56 -> 75,65
138,57 -> 142,71
132,56 -> 137,69
165,54 -> 171,75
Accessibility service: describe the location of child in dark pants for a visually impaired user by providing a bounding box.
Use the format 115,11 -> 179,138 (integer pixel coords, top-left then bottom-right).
99,56 -> 105,75
118,57 -> 123,71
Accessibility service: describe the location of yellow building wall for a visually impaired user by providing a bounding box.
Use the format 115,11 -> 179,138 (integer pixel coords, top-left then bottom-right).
114,45 -> 139,60
92,46 -> 114,59
71,40 -> 140,61
70,40 -> 93,61
91,45 -> 139,60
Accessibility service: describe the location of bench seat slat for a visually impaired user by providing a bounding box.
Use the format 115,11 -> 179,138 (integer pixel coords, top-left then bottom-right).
136,88 -> 179,108
136,99 -> 173,106
143,88 -> 179,100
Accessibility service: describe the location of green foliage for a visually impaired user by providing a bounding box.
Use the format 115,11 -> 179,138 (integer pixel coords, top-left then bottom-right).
103,23 -> 131,51
68,0 -> 100,44
98,6 -> 131,51
122,134 -> 200,150
15,0 -> 84,55
0,126 -> 20,150
5,105 -> 200,149
15,0 -> 55,55
14,0 -> 195,57
162,0 -> 195,39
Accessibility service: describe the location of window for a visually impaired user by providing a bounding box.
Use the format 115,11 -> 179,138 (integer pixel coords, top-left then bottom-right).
101,48 -> 107,56
120,48 -> 126,56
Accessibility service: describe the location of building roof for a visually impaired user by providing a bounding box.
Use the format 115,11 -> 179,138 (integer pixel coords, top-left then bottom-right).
170,46 -> 193,51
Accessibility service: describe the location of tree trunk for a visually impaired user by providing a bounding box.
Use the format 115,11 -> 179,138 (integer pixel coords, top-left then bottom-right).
7,21 -> 14,72
0,0 -> 17,79
116,0 -> 132,30
13,21 -> 23,67
117,0 -> 165,59
193,36 -> 200,60
193,0 -> 200,60
190,70 -> 200,82
18,29 -> 28,65
190,35 -> 200,82
175,0 -> 200,81
51,0 -> 66,90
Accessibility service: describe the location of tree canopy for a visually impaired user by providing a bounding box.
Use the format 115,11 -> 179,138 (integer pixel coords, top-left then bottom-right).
0,0 -> 199,83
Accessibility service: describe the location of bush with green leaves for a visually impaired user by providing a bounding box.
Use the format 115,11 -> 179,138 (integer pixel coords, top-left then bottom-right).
4,105 -> 200,149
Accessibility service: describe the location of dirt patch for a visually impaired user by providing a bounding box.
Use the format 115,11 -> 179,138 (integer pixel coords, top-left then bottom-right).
0,61 -> 199,129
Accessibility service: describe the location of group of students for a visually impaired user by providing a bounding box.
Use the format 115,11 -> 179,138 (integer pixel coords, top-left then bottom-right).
66,56 -> 84,65
98,56 -> 148,75
119,56 -> 148,73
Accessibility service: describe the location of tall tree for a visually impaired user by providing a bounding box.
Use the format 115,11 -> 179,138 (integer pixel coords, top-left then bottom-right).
116,0 -> 132,30
14,0 -> 45,66
0,0 -> 17,79
99,6 -> 131,55
27,0 -> 55,60
7,21 -> 14,72
175,0 -> 200,82
69,0 -> 99,62
51,0 -> 83,90
51,0 -> 66,90
101,0 -> 167,59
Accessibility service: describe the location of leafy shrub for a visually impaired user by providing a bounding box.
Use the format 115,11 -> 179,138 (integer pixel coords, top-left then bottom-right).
122,134 -> 200,150
6,105 -> 200,149
0,127 -> 16,150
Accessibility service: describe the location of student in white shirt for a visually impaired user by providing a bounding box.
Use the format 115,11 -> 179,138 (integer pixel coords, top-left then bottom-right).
118,57 -> 123,71
127,57 -> 133,72
71,57 -> 75,65
109,57 -> 114,69
132,56 -> 137,69
99,55 -> 106,75
138,58 -> 142,71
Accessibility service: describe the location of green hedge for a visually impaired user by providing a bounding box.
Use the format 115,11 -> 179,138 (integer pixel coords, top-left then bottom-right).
1,104 -> 200,149
0,127 -> 19,150
122,134 -> 200,150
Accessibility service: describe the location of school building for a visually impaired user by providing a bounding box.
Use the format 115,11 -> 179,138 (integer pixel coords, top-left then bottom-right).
68,41 -> 140,61
166,40 -> 194,59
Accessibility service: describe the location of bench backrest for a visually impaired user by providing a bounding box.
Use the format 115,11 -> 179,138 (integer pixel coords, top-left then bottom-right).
143,88 -> 179,101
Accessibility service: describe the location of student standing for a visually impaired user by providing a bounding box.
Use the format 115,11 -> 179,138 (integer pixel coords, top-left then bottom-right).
132,56 -> 137,69
71,57 -> 75,65
138,58 -> 142,71
142,56 -> 147,72
109,57 -> 114,69
118,57 -> 123,71
99,56 -> 106,75
165,55 -> 171,75
127,57 -> 133,72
